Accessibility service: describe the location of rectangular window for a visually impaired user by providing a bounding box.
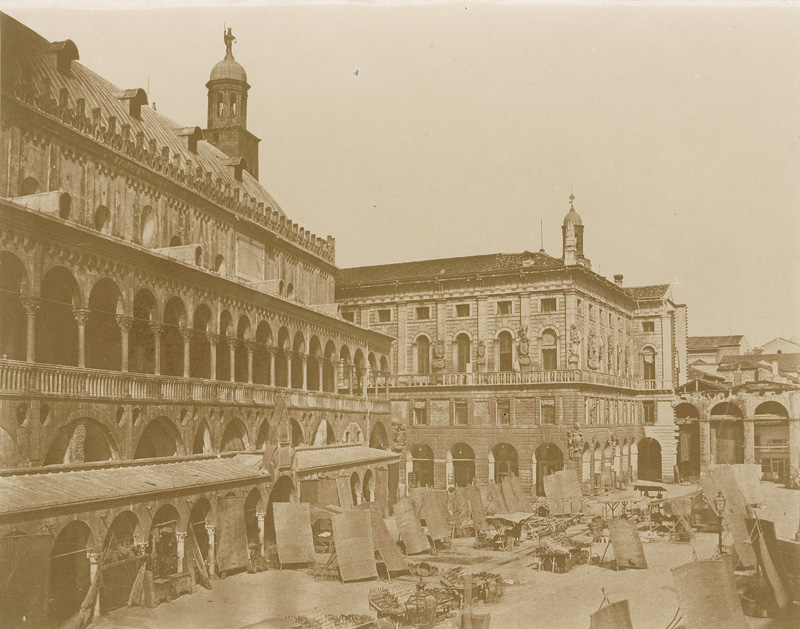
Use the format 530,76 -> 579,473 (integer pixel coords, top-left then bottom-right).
413,406 -> 427,426
497,300 -> 512,315
541,298 -> 557,312
342,311 -> 355,323
542,348 -> 557,370
416,306 -> 430,320
497,399 -> 511,425
377,309 -> 391,323
643,401 -> 656,425
642,321 -> 655,332
455,304 -> 471,318
541,400 -> 556,425
455,401 -> 468,425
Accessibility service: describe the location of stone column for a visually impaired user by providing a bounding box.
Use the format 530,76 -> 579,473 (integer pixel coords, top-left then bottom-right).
287,351 -> 294,388
384,371 -> 390,398
117,316 -> 133,372
176,531 -> 187,572
317,358 -> 324,392
151,323 -> 163,375
208,332 -> 218,379
73,308 -> 89,368
743,419 -> 755,464
227,338 -> 237,382
245,340 -> 255,384
348,365 -> 355,395
87,552 -> 102,616
22,296 -> 39,362
205,525 -> 216,576
268,347 -> 276,386
300,353 -> 308,390
332,360 -> 341,393
256,512 -> 266,556
180,327 -> 192,378
361,367 -> 368,398
709,421 -> 717,466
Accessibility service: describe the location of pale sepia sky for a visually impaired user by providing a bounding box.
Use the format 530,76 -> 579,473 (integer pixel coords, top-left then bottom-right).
3,1 -> 799,346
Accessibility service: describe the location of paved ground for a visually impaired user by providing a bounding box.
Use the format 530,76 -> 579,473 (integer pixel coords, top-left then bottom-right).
93,482 -> 800,629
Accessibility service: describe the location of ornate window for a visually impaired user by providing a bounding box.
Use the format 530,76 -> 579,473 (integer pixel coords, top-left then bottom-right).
541,329 -> 557,370
498,331 -> 513,371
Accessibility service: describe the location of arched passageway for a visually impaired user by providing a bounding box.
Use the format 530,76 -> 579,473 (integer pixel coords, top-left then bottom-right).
189,498 -> 212,563
130,289 -> 156,374
149,505 -> 179,579
492,442 -> 518,484
362,469 -> 375,502
638,437 -> 662,482
675,403 -> 700,479
161,297 -> 186,377
275,328 -> 290,387
754,402 -> 790,482
221,419 -> 249,452
244,489 -> 263,556
86,279 -> 122,371
44,419 -> 117,465
37,267 -> 80,366
312,419 -> 336,446
0,252 -> 28,361
451,443 -> 475,487
190,304 -> 212,379
291,419 -> 304,447
134,417 -> 180,459
291,333 -> 305,389
100,512 -> 140,614
350,472 -> 361,505
711,401 -> 744,465
410,444 -> 434,488
323,341 -> 337,392
253,322 -> 272,385
370,422 -> 389,450
533,443 -> 563,496
50,521 -> 94,623
265,476 -> 294,543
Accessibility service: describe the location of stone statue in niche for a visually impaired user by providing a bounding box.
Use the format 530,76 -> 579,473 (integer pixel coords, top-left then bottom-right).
588,333 -> 599,370
625,347 -> 631,376
432,338 -> 446,373
598,335 -> 606,370
392,421 -> 406,452
567,425 -> 584,460
568,324 -> 582,367
475,339 -> 486,370
517,326 -> 531,370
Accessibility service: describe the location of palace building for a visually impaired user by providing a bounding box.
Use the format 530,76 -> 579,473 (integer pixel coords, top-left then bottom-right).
0,14 -> 398,627
337,196 -> 689,496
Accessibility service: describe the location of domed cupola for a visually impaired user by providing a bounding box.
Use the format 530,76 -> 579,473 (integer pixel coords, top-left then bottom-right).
562,193 -> 585,262
204,27 -> 260,180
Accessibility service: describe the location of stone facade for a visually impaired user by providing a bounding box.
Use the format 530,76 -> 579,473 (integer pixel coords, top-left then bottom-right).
337,196 -> 688,493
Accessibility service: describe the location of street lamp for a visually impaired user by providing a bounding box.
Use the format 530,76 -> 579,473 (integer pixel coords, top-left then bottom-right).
714,490 -> 727,555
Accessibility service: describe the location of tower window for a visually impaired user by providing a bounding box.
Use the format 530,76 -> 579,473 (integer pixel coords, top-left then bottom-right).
217,93 -> 224,117
231,94 -> 238,116
497,300 -> 512,315
642,321 -> 655,332
541,298 -> 557,312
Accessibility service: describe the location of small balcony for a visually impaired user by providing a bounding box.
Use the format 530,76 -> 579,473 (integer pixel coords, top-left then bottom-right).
0,359 -> 388,413
388,369 -> 670,391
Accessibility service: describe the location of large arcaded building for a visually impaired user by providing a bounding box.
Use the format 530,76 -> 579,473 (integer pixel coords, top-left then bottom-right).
0,14 -> 398,627
337,197 -> 689,496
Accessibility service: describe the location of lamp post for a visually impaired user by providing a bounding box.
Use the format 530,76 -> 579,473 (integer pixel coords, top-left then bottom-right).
714,490 -> 727,555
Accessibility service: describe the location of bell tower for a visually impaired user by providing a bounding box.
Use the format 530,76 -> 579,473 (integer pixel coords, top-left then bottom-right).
204,28 -> 260,180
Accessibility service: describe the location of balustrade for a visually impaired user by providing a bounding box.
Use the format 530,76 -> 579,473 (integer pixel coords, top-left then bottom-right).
0,359 -> 387,412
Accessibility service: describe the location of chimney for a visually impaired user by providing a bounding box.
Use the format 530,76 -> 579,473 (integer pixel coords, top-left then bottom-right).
614,274 -> 623,286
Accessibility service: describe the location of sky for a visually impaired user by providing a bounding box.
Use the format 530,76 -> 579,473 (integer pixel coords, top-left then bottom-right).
3,1 -> 799,346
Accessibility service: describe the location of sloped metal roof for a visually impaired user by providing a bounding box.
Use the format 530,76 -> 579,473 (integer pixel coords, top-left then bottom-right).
0,458 -> 267,517
295,444 -> 399,472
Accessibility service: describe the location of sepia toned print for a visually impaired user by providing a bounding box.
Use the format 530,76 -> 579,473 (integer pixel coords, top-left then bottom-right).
0,2 -> 798,628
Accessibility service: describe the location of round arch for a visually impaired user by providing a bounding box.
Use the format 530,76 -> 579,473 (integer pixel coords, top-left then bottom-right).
190,304 -> 213,379
192,420 -> 213,454
638,437 -> 662,482
50,520 -> 95,623
496,329 -> 514,372
754,401 -> 789,419
450,442 -> 475,487
253,321 -> 273,385
362,469 -> 375,502
369,421 -> 389,450
491,442 -> 518,484
130,288 -> 157,374
37,266 -> 81,366
100,511 -> 140,613
244,488 -> 264,553
44,418 -> 119,465
149,504 -> 180,578
533,442 -> 563,496
220,419 -> 250,452
350,471 -> 361,505
0,251 -> 28,361
189,497 -> 213,562
312,418 -> 336,446
323,340 -> 337,392
162,296 -> 187,377
342,421 -> 363,444
134,417 -> 182,459
266,475 -> 295,543
86,277 -> 123,371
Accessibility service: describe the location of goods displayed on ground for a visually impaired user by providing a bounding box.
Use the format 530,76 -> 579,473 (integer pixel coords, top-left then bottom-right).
289,614 -> 375,629
369,580 -> 459,627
